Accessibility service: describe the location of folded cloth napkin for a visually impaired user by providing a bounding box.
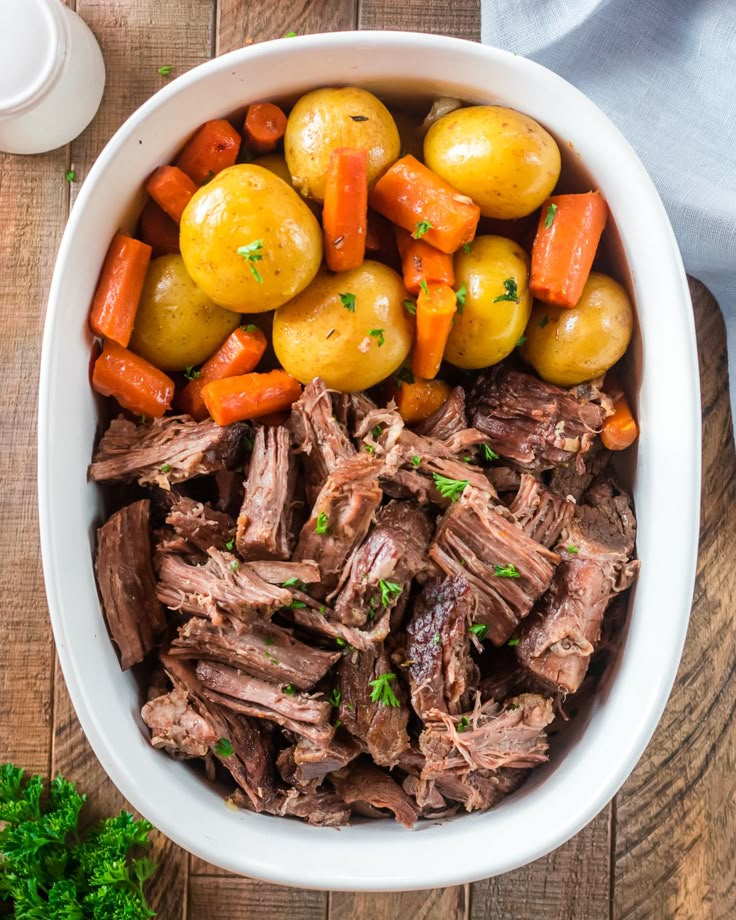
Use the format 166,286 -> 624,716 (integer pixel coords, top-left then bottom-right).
481,0 -> 736,407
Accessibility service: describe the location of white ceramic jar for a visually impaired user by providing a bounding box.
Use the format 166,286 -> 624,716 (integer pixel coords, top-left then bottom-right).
0,0 -> 105,154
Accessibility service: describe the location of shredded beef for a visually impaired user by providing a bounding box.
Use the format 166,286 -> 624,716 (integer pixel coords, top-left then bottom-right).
434,767 -> 528,812
414,386 -> 468,440
292,736 -> 361,783
231,786 -> 351,827
95,499 -> 166,669
166,496 -> 235,552
89,415 -> 245,488
509,474 -> 576,548
215,469 -> 245,516
141,688 -> 217,759
331,761 -> 419,828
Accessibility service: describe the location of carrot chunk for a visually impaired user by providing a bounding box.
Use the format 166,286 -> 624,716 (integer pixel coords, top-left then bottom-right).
145,165 -> 197,223
323,148 -> 368,272
601,394 -> 639,450
369,155 -> 480,254
178,325 -> 268,420
139,200 -> 179,256
88,233 -> 152,347
394,377 -> 452,425
530,191 -> 608,308
92,339 -> 174,418
243,102 -> 288,155
175,119 -> 242,185
411,283 -> 457,380
396,228 -> 454,295
202,369 -> 302,426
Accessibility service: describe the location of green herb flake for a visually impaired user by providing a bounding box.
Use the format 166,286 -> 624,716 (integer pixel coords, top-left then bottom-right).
379,579 -> 402,608
455,282 -> 467,314
284,30 -> 297,37
419,278 -> 429,296
328,687 -> 341,708
371,424 -> 383,440
456,716 -> 470,732
433,632 -> 441,645
315,511 -> 329,535
507,638 -> 521,647
413,219 -> 432,239
264,637 -> 275,646
336,637 -> 347,648
544,202 -> 558,229
139,414 -> 147,424
463,242 -> 473,255
494,563 -> 520,579
538,314 -> 550,329
225,538 -> 235,551
215,737 -> 234,757
395,366 -> 415,388
432,473 -> 469,502
368,672 -> 400,707
470,623 -> 489,641
411,455 -> 421,468
516,335 -> 527,347
229,560 -> 240,572
237,239 -> 265,283
369,327 -> 385,347
365,443 -> 376,454
403,299 -> 417,316
159,463 -> 172,473
184,364 -> 201,380
566,545 -> 580,554
340,292 -> 356,312
287,599 -> 306,609
283,684 -> 296,695
64,169 -> 76,182
242,434 -> 255,451
158,64 -> 173,76
481,444 -> 499,462
492,277 -> 520,303
242,323 -> 258,333
281,576 -> 306,589
334,719 -> 343,728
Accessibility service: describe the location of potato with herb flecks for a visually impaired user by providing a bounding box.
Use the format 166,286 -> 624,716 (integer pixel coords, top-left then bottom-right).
273,261 -> 413,392
285,87 -> 400,201
179,164 -> 322,313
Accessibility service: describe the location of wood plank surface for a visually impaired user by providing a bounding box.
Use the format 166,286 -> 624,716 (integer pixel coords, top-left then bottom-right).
0,2 -> 732,919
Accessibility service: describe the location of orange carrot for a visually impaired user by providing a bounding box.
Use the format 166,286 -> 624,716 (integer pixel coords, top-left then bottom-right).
202,369 -> 302,426
92,339 -> 174,418
601,394 -> 639,450
243,102 -> 288,155
396,228 -> 455,295
88,233 -> 152,347
411,283 -> 457,379
145,165 -> 197,223
322,148 -> 367,272
369,155 -> 480,254
139,200 -> 179,256
530,191 -> 608,308
394,376 -> 452,425
178,325 -> 268,420
175,119 -> 242,185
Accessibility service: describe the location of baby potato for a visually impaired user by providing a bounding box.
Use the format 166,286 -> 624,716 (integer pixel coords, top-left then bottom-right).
252,153 -> 322,219
180,164 -> 322,313
521,272 -> 634,386
272,261 -> 412,392
129,254 -> 240,371
284,87 -> 400,201
424,105 -> 561,219
445,236 -> 532,370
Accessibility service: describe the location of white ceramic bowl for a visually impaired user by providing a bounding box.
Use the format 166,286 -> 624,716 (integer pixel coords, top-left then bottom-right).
39,31 -> 700,890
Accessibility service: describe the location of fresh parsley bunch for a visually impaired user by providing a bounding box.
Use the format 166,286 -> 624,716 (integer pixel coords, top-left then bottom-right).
0,762 -> 156,918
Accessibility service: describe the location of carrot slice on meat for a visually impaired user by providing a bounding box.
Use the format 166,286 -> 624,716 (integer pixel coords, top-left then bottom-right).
369,154 -> 480,254
394,376 -> 453,425
243,103 -> 288,155
92,339 -> 174,418
175,119 -> 242,185
530,191 -> 608,308
396,228 -> 454,294
145,165 -> 197,223
88,233 -> 152,347
601,394 -> 639,450
322,148 -> 368,272
178,325 -> 268,420
411,283 -> 457,379
202,369 -> 302,426
139,200 -> 180,256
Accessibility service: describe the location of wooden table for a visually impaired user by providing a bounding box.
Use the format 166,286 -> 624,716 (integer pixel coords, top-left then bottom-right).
1,1 -> 732,917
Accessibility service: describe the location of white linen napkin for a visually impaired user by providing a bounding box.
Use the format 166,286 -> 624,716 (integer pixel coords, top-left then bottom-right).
481,0 -> 736,409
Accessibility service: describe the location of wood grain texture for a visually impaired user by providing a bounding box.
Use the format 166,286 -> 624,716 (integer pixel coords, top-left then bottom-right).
613,280 -> 736,920
217,0 -> 356,54
188,876 -> 328,919
331,885 -> 467,920
359,0 -> 480,39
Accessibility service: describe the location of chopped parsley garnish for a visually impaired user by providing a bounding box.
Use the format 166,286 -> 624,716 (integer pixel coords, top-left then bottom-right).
462,455 -> 473,463
544,202 -> 558,228
368,672 -> 400,707
139,415 -> 147,424
350,114 -> 369,122
340,292 -> 356,312
455,282 -> 467,314
225,538 -> 235,551
215,737 -> 234,757
158,64 -> 173,76
328,687 -> 341,708
237,239 -> 265,283
456,716 -> 470,732
284,30 -> 297,37
229,560 -> 240,572
283,684 -> 296,695
281,576 -> 306,588
538,314 -> 550,329
264,650 -> 280,663
369,328 -> 385,347
411,455 -> 421,468
336,638 -> 346,647
287,599 -> 306,609
365,443 -> 375,454
395,366 -> 415,387
64,169 -> 76,182
371,424 -> 383,440
419,279 -> 429,296
516,335 -> 527,347
494,563 -> 520,579
242,323 -> 257,332
413,220 -> 432,239
566,545 -> 580,554
481,444 -> 499,462
379,579 -> 402,608
159,463 -> 171,473
470,623 -> 489,641
507,638 -> 520,647
315,511 -> 329,535
242,434 -> 254,451
492,277 -> 520,303
463,242 -> 473,255
184,364 -> 201,380
433,632 -> 441,645
264,637 -> 275,647
432,473 -> 468,502
403,299 -> 417,315
334,719 -> 343,728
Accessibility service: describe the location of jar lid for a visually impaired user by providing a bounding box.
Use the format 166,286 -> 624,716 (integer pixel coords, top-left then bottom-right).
0,0 -> 69,116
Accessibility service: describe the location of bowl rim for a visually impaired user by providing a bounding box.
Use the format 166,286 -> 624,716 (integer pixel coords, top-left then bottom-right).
38,29 -> 701,890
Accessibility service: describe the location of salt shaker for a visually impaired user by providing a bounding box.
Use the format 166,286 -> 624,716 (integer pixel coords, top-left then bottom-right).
0,0 -> 105,154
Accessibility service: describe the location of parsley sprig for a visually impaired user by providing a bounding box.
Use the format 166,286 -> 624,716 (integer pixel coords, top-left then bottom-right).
368,672 -> 400,707
470,623 -> 489,641
544,202 -> 558,228
369,328 -> 385,347
378,579 -> 402,608
237,239 -> 265,283
492,277 -> 520,303
432,473 -> 469,502
340,292 -> 356,312
413,220 -> 432,239
315,511 -> 329,535
494,563 -> 520,578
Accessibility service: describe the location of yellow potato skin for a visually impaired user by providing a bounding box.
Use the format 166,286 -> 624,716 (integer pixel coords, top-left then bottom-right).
424,105 -> 561,219
521,272 -> 633,386
179,164 -> 322,313
272,261 -> 413,392
445,236 -> 532,370
284,87 -> 400,201
129,254 -> 240,371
